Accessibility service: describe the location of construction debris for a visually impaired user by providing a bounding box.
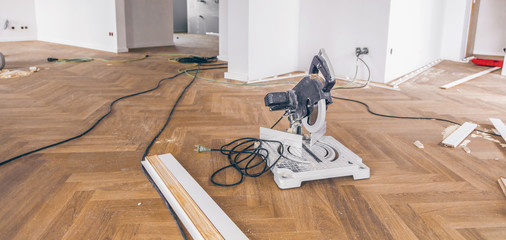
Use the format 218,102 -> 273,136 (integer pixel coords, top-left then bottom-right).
489,118 -> 506,143
441,125 -> 460,139
413,140 -> 424,149
441,122 -> 477,148
0,66 -> 40,79
498,177 -> 506,198
460,139 -> 471,154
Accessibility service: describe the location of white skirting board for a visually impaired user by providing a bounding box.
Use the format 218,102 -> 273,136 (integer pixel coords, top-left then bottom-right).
142,154 -> 247,240
490,118 -> 506,143
441,122 -> 477,147
440,67 -> 501,89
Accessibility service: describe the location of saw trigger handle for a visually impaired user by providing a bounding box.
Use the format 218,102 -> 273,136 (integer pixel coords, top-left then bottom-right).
308,49 -> 336,92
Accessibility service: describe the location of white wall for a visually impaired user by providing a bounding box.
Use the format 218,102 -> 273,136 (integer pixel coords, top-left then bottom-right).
224,0 -> 249,81
124,0 -> 174,49
0,0 -> 37,41
225,0 -> 389,83
474,0 -> 506,56
248,0 -> 299,80
218,0 -> 228,61
298,0 -> 391,83
173,0 -> 188,33
385,0 -> 446,82
225,0 -> 299,81
35,0 -> 122,53
441,0 -> 472,60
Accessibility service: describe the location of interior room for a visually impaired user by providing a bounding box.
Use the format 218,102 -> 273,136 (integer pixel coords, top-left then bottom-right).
1,0 -> 505,239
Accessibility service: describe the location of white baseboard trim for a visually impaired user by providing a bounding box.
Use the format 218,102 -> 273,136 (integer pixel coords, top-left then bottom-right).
127,41 -> 175,49
224,71 -> 249,82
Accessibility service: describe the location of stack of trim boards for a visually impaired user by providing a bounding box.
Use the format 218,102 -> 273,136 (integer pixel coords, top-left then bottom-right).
142,154 -> 247,240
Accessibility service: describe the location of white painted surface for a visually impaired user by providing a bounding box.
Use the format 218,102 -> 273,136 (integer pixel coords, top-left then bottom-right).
298,0 -> 391,83
35,0 -> 121,52
141,160 -> 205,240
124,0 -> 174,49
441,122 -> 477,147
0,0 -> 38,41
441,0 -> 473,60
248,0 -> 299,80
173,0 -> 188,33
489,118 -> 506,143
224,0 -> 249,81
440,66 -> 500,89
503,53 -> 506,76
474,0 -> 506,56
385,0 -> 446,83
218,0 -> 228,61
145,154 -> 248,240
226,0 -> 390,83
115,0 -> 128,52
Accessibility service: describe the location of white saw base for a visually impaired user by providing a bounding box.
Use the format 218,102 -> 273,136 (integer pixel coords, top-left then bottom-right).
260,128 -> 370,189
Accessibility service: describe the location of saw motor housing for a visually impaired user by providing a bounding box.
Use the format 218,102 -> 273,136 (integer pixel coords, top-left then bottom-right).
264,49 -> 336,135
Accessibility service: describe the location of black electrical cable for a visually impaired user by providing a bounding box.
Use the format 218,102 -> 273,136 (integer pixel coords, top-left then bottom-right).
332,96 -> 500,136
209,113 -> 287,187
140,64 -> 201,240
141,165 -> 188,240
1,58 -> 221,239
141,65 -> 200,160
0,65 -> 226,166
177,56 -> 217,64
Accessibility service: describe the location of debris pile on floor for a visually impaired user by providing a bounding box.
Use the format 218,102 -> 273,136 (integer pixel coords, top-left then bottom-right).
0,66 -> 39,79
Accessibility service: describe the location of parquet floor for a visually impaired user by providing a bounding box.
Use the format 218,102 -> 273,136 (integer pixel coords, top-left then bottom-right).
0,35 -> 505,239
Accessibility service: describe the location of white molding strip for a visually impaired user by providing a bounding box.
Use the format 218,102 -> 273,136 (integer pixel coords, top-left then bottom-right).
389,59 -> 442,87
247,72 -> 306,84
489,118 -> 506,143
440,67 -> 501,89
142,154 -> 247,240
441,122 -> 477,147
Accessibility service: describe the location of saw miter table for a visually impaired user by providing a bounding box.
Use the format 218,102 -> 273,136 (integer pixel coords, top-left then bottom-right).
261,49 -> 370,189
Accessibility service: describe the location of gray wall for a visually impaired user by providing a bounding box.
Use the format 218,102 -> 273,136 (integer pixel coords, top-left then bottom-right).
187,0 -> 219,34
173,0 -> 188,33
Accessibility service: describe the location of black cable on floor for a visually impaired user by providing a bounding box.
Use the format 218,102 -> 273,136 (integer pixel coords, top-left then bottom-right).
1,60 -> 221,240
207,113 -> 287,187
141,165 -> 188,240
0,65 -> 225,166
332,96 -> 499,136
177,56 -> 217,64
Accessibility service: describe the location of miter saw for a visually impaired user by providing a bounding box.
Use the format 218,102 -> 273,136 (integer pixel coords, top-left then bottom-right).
260,49 -> 370,189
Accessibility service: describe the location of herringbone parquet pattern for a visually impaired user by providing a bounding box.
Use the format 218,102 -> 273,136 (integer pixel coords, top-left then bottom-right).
0,36 -> 505,239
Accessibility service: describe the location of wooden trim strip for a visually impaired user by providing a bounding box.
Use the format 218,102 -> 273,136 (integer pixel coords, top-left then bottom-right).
489,118 -> 506,143
440,67 -> 500,89
145,155 -> 224,240
441,122 -> 477,147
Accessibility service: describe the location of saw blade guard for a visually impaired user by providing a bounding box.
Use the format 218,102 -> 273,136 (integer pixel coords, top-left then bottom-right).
302,99 -> 327,144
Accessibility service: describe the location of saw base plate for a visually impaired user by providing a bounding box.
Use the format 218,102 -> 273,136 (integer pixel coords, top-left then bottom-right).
260,127 -> 369,189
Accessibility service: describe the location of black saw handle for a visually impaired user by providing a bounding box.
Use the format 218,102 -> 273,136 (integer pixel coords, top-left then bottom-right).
308,49 -> 336,92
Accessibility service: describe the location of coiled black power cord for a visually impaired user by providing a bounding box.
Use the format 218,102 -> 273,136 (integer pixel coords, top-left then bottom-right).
201,112 -> 287,187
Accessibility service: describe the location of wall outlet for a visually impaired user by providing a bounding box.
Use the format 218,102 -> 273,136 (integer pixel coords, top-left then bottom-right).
355,47 -> 369,57
108,32 -> 114,36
